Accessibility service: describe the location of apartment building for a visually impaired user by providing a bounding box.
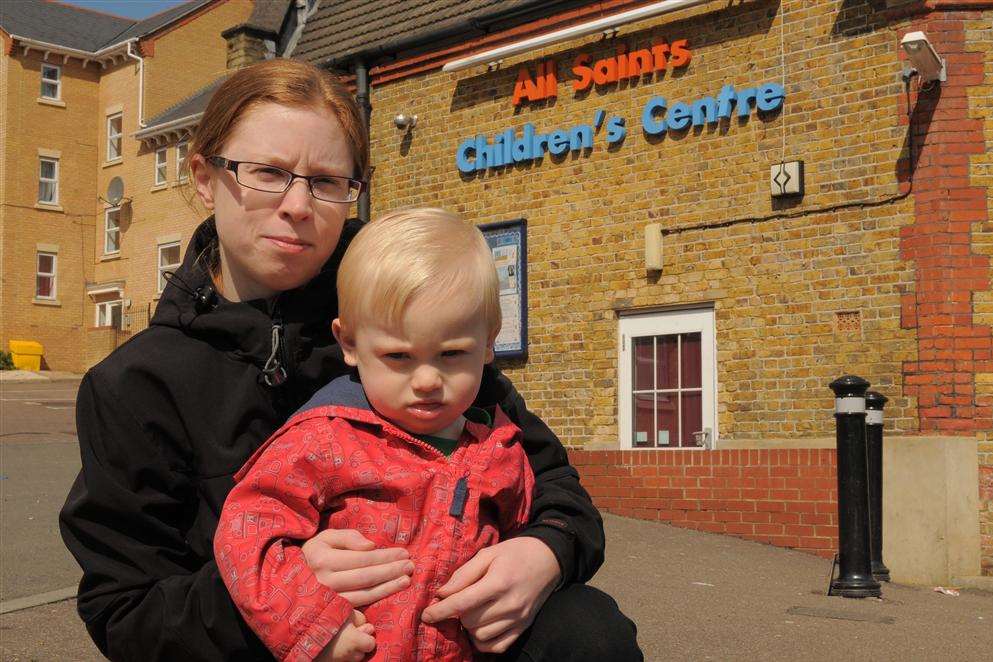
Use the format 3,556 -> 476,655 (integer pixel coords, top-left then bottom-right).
0,0 -> 291,371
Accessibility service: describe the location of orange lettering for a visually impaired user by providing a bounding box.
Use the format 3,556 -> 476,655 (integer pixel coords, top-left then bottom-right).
593,57 -> 617,85
651,44 -> 670,71
628,49 -> 653,76
572,53 -> 593,91
669,39 -> 691,68
512,66 -> 541,105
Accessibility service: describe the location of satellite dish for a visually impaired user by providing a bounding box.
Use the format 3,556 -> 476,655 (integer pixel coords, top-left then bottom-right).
106,177 -> 125,206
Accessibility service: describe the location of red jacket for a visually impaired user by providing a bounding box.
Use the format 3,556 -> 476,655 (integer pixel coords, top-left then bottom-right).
215,375 -> 534,662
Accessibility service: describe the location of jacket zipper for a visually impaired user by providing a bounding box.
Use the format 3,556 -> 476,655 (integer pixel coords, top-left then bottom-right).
262,298 -> 288,387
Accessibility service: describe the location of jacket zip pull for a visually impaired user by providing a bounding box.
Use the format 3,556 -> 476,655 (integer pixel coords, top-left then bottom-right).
449,475 -> 469,518
262,317 -> 287,387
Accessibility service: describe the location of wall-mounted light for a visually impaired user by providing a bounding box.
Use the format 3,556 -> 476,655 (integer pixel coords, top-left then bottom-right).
901,31 -> 945,83
393,113 -> 417,130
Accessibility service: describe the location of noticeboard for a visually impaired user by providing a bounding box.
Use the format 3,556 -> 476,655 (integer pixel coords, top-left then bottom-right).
479,218 -> 527,359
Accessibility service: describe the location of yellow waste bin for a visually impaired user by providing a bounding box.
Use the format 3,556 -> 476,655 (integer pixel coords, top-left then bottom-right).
9,340 -> 44,371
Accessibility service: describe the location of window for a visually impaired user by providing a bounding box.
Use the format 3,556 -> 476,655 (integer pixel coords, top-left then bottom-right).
158,241 -> 181,293
618,308 -> 716,449
176,142 -> 188,182
155,148 -> 168,185
104,207 -> 121,254
38,157 -> 58,204
107,113 -> 123,161
40,64 -> 61,100
95,300 -> 123,328
36,252 -> 57,299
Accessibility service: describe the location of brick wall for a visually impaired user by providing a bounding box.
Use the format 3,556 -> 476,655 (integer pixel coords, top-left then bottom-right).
570,449 -> 839,557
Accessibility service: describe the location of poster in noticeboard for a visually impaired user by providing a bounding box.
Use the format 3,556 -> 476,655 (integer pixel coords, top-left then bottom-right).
479,218 -> 527,359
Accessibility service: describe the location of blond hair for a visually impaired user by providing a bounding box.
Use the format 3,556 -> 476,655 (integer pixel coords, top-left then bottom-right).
337,208 -> 501,338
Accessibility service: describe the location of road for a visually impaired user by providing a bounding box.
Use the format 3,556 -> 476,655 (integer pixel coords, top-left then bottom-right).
0,378 -> 83,603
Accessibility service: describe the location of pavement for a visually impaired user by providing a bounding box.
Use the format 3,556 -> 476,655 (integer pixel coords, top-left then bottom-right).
1,379 -> 992,661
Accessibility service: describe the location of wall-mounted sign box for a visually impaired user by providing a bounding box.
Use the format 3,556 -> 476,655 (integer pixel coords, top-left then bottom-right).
480,219 -> 528,359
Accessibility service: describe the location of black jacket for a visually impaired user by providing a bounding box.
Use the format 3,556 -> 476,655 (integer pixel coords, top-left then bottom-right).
59,218 -> 603,662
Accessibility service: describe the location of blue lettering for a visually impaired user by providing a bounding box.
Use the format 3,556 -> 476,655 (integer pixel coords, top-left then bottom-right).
606,116 -> 627,144
456,138 -> 476,173
642,96 -> 667,135
668,101 -> 691,130
757,83 -> 785,112
691,97 -> 717,127
547,130 -> 570,156
569,125 -> 594,150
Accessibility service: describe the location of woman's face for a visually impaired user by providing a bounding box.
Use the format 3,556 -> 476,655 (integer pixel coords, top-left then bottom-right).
192,103 -> 355,302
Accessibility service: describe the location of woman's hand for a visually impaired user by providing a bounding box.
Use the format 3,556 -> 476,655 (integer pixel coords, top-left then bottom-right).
420,537 -> 561,654
302,529 -> 414,606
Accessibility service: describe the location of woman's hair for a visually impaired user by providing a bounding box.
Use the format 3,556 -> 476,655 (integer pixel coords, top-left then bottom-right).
186,58 -> 369,275
337,208 -> 502,339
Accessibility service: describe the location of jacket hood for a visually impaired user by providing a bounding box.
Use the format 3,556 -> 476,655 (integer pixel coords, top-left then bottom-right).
150,217 -> 362,372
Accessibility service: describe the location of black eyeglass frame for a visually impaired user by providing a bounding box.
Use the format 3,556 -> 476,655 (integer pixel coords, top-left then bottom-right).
206,155 -> 366,203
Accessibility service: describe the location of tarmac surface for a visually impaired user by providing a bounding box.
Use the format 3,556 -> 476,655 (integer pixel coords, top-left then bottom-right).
1,375 -> 992,660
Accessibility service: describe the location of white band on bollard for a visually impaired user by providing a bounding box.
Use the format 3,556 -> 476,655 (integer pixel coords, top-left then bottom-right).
835,397 -> 866,414
866,410 -> 884,425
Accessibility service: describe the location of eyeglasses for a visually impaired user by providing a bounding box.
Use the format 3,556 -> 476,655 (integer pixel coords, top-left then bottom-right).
207,156 -> 366,203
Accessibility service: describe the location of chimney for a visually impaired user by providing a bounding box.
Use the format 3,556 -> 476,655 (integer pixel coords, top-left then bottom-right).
221,24 -> 276,70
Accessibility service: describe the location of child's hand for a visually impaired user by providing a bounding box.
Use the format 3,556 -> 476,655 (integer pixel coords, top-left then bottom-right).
314,610 -> 376,662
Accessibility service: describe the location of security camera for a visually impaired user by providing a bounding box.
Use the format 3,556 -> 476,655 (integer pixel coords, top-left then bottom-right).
393,113 -> 417,130
901,31 -> 945,83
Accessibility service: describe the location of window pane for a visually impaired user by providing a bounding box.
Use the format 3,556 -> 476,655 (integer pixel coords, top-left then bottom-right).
38,254 -> 54,272
110,304 -> 122,329
161,244 -> 180,265
656,392 -> 677,447
632,336 -> 653,391
681,332 -> 702,388
36,275 -> 53,298
680,391 -> 703,447
40,160 -> 55,179
41,81 -> 58,98
39,181 -> 54,202
106,230 -> 120,253
656,335 -> 678,389
632,393 -> 653,447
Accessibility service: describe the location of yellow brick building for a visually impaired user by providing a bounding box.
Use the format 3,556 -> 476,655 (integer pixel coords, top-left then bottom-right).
292,0 -> 993,583
0,0 -> 259,372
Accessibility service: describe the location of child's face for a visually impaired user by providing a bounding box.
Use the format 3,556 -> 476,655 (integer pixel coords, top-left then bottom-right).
333,292 -> 496,438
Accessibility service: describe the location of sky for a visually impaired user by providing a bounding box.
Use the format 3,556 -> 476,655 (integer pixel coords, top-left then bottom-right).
57,0 -> 191,20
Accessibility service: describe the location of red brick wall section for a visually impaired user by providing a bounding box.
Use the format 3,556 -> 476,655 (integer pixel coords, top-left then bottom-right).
899,11 -> 993,434
569,449 -> 839,558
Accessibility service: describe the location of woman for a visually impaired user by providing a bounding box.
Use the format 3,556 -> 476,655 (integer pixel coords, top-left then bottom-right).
59,59 -> 639,662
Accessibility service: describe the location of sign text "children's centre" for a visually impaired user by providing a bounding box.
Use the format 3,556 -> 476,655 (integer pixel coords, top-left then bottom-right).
455,40 -> 786,174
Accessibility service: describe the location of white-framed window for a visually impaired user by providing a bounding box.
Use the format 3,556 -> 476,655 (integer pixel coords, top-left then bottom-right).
95,300 -> 123,328
155,148 -> 168,185
40,64 -> 61,100
35,252 -> 57,299
176,142 -> 188,182
38,157 -> 58,204
104,207 -> 121,254
107,113 -> 123,161
618,308 -> 716,449
158,241 -> 181,293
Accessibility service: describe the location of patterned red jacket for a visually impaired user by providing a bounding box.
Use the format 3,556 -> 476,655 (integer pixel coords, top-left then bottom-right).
215,375 -> 534,662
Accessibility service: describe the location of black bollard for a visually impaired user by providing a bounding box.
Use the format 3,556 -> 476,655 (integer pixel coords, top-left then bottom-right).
865,391 -> 891,582
828,376 -> 881,598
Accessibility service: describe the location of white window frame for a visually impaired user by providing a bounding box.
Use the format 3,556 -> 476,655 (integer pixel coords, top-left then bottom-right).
155,148 -> 168,185
38,157 -> 59,204
35,252 -> 57,300
40,64 -> 61,100
107,113 -> 123,161
95,299 -> 123,328
158,241 -> 181,293
618,308 -> 717,449
176,142 -> 188,182
104,207 -> 121,254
